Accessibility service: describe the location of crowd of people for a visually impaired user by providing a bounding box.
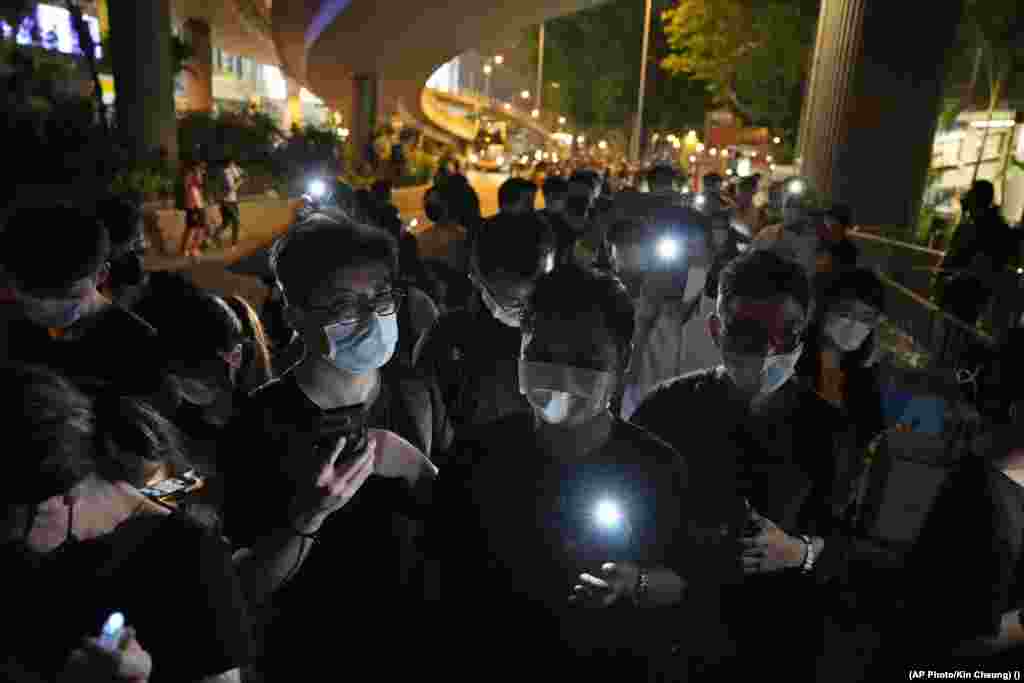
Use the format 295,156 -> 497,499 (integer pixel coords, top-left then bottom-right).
2,158 -> 1022,683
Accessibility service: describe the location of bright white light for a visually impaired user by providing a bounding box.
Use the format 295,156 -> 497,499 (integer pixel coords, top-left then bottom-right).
726,168 -> 734,176
696,143 -> 705,153
694,194 -> 706,208
773,136 -> 782,144
766,155 -> 773,162
559,116 -> 567,125
1018,267 -> 1024,275
788,179 -> 806,195
657,237 -> 679,261
710,148 -> 718,157
521,90 -> 530,100
531,109 -> 540,118
594,499 -> 623,529
410,218 -> 419,228
521,154 -> 530,163
576,135 -> 585,144
534,150 -> 543,161
751,151 -> 758,158
673,140 -> 682,150
483,64 -> 492,75
681,186 -> 691,194
496,156 -> 505,166
552,154 -> 559,163
598,140 -> 608,150
308,179 -> 326,198
469,152 -> 479,163
504,103 -> 512,111
689,155 -> 697,163
339,127 -> 350,139
770,163 -> 777,171
494,55 -> 504,65
971,119 -> 1015,129
542,152 -> 550,159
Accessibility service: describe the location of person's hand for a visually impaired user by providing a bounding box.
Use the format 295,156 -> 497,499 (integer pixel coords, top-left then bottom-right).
741,510 -> 806,574
289,433 -> 377,529
368,428 -> 438,485
570,562 -> 641,608
60,627 -> 152,683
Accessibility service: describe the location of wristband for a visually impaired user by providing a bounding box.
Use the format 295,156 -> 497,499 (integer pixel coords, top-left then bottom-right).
799,535 -> 816,573
633,570 -> 650,607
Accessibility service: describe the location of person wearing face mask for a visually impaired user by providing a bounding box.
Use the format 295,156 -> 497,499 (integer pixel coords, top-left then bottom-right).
607,208 -> 717,419
95,196 -> 150,307
220,214 -> 439,681
0,364 -> 252,683
436,265 -> 719,680
414,212 -> 555,454
751,177 -> 823,282
0,206 -> 167,400
796,268 -> 886,449
631,250 -> 866,682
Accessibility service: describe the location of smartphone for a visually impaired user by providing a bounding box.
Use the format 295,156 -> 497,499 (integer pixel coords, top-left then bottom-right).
98,612 -> 125,652
139,470 -> 203,502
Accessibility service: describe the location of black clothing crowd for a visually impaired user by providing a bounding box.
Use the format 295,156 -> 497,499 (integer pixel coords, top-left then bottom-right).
1,168 -> 1022,683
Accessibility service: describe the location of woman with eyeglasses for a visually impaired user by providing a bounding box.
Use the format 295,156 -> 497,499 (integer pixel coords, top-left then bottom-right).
219,212 -> 438,681
796,267 -> 886,449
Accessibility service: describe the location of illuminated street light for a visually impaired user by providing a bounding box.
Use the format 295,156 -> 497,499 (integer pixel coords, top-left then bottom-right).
689,155 -> 697,163
751,151 -> 758,158
770,163 -> 777,172
696,143 -> 705,153
726,169 -> 734,176
773,136 -> 782,144
531,109 -> 540,118
521,90 -> 530,100
766,155 -> 773,162
672,140 -> 681,150
504,103 -> 512,111
483,64 -> 492,76
535,150 -> 543,161
558,116 -> 567,125
709,148 -> 718,157
598,140 -> 608,150
494,55 -> 504,65
576,135 -> 585,144
409,218 -> 419,229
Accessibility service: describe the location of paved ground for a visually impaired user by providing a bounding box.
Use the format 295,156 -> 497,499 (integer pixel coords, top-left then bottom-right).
147,171 -> 507,305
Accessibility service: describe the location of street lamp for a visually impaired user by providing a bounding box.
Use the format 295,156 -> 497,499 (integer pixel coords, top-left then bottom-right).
696,143 -> 705,153
483,63 -> 493,100
494,55 -> 504,65
504,102 -> 512,112
773,136 -> 781,144
766,155 -> 773,162
531,109 -> 540,119
598,140 -> 608,150
688,155 -> 697,163
521,90 -> 530,100
339,127 -> 350,140
558,116 -> 567,126
751,151 -> 758,158
709,148 -> 718,157
576,135 -> 585,145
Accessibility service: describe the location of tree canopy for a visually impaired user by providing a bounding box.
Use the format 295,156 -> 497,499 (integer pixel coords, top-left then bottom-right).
522,0 -> 712,135
660,0 -> 819,135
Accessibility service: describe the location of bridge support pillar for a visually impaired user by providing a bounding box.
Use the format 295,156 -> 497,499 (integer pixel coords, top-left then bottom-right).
799,0 -> 964,229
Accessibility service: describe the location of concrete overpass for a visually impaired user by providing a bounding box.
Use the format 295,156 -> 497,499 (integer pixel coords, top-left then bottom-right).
112,0 -> 968,230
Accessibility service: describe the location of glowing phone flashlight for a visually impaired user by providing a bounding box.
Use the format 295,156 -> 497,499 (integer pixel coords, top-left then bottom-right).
98,611 -> 125,652
308,179 -> 327,198
694,194 -> 706,208
656,237 -> 679,262
594,498 -> 624,530
787,179 -> 806,196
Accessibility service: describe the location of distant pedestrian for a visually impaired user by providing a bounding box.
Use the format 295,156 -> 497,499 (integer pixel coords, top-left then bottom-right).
182,161 -> 207,259
219,158 -> 245,248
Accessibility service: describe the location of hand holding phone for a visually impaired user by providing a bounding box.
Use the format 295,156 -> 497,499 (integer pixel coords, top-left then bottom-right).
59,613 -> 152,683
98,612 -> 125,651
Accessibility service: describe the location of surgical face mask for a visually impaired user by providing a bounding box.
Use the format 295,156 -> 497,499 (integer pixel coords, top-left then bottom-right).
18,293 -> 87,329
824,314 -> 872,352
684,265 -> 708,302
722,344 -> 803,397
323,312 -> 398,373
479,282 -> 524,328
519,359 -> 616,425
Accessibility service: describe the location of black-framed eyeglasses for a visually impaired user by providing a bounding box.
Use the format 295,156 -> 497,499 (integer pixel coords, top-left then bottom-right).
308,289 -> 405,325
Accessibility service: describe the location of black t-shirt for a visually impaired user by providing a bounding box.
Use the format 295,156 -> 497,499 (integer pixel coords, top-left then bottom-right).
436,413 -> 727,678
414,298 -> 531,442
631,367 -> 848,674
5,512 -> 251,682
0,302 -> 166,398
221,371 -> 430,677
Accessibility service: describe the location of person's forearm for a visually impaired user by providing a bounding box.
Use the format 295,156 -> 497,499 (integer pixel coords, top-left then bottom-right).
232,511 -> 327,605
643,566 -> 687,607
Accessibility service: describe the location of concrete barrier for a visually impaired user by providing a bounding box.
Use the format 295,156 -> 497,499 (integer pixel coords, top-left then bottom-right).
144,196 -> 302,256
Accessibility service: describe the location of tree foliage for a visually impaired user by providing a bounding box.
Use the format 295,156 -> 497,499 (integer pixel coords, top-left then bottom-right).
522,0 -> 712,135
660,0 -> 819,134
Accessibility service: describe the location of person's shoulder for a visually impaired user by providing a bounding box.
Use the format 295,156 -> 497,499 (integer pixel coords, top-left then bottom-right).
245,372 -> 307,417
646,366 -> 724,403
613,420 -> 687,471
452,413 -> 535,466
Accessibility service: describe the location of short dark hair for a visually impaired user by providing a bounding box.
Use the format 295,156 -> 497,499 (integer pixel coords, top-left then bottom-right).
498,178 -> 538,212
272,211 -> 398,308
969,180 -> 995,208
825,202 -> 853,227
542,176 -> 569,202
424,186 -> 448,223
96,196 -> 144,252
647,164 -> 676,189
2,363 -> 96,504
718,249 -> 812,318
1,206 -> 110,291
823,267 -> 885,314
473,212 -> 555,281
527,265 -> 635,364
158,289 -> 245,365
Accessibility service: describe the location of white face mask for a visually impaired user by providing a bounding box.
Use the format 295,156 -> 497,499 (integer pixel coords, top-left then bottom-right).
519,360 -> 616,426
723,344 -> 803,397
479,283 -> 523,328
824,314 -> 872,352
683,265 -> 708,302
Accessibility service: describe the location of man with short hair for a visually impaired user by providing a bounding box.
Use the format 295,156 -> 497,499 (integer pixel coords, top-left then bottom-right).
0,206 -> 167,399
498,177 -> 539,215
631,249 -> 858,681
414,212 -> 556,452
